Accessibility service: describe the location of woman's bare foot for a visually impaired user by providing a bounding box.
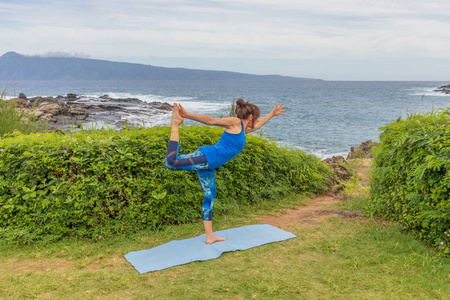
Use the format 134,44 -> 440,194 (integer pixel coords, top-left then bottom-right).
171,105 -> 184,126
205,234 -> 227,245
203,220 -> 226,244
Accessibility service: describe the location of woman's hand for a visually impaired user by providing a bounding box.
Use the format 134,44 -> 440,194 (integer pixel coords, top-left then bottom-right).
272,103 -> 286,116
177,103 -> 187,117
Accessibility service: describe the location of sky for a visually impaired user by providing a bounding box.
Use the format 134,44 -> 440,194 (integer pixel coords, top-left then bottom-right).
1,0 -> 449,81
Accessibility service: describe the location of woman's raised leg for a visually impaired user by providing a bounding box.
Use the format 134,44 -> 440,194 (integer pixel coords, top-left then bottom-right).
165,105 -> 208,170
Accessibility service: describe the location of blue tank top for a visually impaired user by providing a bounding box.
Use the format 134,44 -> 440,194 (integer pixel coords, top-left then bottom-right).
200,121 -> 246,169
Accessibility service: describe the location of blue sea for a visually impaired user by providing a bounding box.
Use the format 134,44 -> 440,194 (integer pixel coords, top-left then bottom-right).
3,80 -> 449,159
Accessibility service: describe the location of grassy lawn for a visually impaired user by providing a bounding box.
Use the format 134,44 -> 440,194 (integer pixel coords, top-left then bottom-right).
1,160 -> 449,299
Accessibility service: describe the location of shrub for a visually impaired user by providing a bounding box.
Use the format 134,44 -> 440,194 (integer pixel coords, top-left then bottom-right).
0,125 -> 331,243
367,108 -> 450,255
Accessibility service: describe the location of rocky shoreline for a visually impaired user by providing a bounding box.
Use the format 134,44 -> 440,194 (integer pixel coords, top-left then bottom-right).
433,84 -> 450,94
11,93 -> 173,130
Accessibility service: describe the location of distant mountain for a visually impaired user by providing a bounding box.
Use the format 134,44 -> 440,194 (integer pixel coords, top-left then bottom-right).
0,51 -> 320,81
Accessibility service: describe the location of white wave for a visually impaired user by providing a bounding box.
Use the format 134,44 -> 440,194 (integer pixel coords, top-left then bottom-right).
297,146 -> 348,159
84,92 -> 195,103
269,140 -> 348,159
83,92 -> 230,115
315,151 -> 349,160
176,101 -> 230,114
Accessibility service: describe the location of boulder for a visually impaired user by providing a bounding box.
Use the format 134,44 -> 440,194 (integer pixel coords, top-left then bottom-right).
33,101 -> 65,121
347,140 -> 378,159
68,104 -> 87,117
8,97 -> 31,109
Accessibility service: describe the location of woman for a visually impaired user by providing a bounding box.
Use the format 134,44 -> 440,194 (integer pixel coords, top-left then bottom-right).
165,99 -> 286,244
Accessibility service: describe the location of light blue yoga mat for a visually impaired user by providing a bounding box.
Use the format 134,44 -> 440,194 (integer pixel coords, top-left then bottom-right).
124,224 -> 296,274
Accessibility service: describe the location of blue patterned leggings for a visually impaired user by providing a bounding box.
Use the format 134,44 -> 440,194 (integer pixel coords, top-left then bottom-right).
165,141 -> 216,221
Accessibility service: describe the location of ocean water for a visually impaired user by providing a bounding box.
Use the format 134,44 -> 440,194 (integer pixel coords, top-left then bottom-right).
3,79 -> 449,158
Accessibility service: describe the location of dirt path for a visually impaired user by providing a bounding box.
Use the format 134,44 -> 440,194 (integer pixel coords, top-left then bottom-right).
260,159 -> 371,229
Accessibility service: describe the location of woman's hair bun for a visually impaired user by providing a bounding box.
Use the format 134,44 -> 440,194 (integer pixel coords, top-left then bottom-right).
236,98 -> 245,107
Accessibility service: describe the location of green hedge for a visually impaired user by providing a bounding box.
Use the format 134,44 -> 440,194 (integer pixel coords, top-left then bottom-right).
367,108 -> 450,255
0,125 -> 331,242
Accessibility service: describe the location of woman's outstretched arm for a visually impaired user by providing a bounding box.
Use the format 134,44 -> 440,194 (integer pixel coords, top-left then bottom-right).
247,103 -> 286,133
177,104 -> 238,128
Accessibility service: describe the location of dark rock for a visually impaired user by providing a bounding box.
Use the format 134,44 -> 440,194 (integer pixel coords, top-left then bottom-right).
148,101 -> 172,111
95,95 -> 148,105
323,156 -> 353,194
111,97 -> 146,105
433,84 -> 450,94
18,93 -> 27,100
84,105 -> 103,111
29,96 -> 59,105
347,140 -> 378,159
95,105 -> 123,111
67,93 -> 77,100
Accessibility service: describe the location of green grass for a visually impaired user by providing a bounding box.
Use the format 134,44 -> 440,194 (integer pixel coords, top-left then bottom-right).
337,159 -> 372,212
1,190 -> 449,300
0,91 -> 48,136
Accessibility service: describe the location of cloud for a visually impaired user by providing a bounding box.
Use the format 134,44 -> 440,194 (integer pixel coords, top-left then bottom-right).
34,51 -> 90,59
